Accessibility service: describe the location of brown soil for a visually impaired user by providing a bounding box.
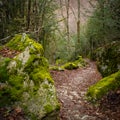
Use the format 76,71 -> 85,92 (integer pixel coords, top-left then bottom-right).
50,60 -> 120,120
0,107 -> 25,120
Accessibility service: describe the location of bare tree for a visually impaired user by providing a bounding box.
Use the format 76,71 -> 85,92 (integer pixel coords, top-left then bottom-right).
77,0 -> 80,44
26,0 -> 31,30
65,0 -> 70,52
74,0 -> 81,57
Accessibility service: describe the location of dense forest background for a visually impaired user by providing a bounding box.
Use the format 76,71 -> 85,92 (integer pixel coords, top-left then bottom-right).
0,0 -> 120,119
0,0 -> 120,63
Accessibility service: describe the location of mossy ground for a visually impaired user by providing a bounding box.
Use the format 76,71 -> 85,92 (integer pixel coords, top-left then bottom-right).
86,71 -> 120,103
50,56 -> 86,71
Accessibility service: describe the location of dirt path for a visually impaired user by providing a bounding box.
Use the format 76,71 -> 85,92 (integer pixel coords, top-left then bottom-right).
51,60 -> 120,120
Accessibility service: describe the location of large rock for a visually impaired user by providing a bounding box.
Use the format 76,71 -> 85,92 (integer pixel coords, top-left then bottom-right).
86,41 -> 120,102
93,41 -> 120,77
86,70 -> 120,103
0,34 -> 60,120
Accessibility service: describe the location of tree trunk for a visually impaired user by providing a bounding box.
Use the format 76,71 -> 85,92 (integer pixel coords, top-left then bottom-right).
26,0 -> 31,30
65,0 -> 70,53
77,0 -> 80,44
75,0 -> 81,57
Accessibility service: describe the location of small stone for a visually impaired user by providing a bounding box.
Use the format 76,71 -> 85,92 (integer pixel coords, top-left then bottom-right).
81,115 -> 96,120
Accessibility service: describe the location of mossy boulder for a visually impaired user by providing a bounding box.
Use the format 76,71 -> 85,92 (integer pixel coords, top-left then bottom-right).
50,56 -> 86,71
0,34 -> 60,120
92,41 -> 120,77
49,66 -> 65,71
63,62 -> 78,70
86,71 -> 120,103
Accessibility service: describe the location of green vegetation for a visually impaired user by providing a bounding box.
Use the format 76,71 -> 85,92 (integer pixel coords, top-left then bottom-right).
86,71 -> 120,103
0,57 -> 11,82
0,34 -> 60,119
6,34 -> 44,54
44,104 -> 54,113
92,41 -> 120,77
83,1 -> 120,103
8,75 -> 25,101
50,56 -> 86,71
74,0 -> 120,57
0,0 -> 120,114
86,41 -> 120,102
63,62 -> 78,70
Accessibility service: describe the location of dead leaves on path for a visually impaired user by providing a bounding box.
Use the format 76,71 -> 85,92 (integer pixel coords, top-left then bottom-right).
0,47 -> 20,58
51,61 -> 120,120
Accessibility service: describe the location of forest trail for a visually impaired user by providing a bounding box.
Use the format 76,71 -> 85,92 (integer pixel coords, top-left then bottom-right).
51,60 -> 120,120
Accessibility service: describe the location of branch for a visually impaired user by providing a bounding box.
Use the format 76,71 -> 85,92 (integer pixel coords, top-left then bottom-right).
0,36 -> 11,42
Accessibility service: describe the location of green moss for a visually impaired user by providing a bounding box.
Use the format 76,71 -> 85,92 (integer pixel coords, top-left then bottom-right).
24,55 -> 36,72
44,104 -> 54,113
0,34 -> 60,119
44,103 -> 60,117
86,71 -> 120,103
6,34 -> 44,55
8,75 -> 24,88
30,68 -> 54,85
6,35 -> 22,50
25,56 -> 48,70
55,59 -> 65,65
0,87 -> 11,107
15,59 -> 23,69
8,59 -> 23,75
74,56 -> 86,66
42,84 -> 49,89
0,57 -> 11,82
50,56 -> 86,71
49,66 -> 65,71
0,74 -> 25,105
38,57 -> 49,68
8,75 -> 25,101
0,46 -> 2,50
63,62 -> 78,70
24,54 -> 54,84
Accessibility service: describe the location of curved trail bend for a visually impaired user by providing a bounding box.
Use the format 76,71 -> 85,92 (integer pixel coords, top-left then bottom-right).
51,60 -> 120,120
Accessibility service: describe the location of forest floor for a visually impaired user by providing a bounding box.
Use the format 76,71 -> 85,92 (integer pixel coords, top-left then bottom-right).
51,59 -> 120,120
0,59 -> 120,120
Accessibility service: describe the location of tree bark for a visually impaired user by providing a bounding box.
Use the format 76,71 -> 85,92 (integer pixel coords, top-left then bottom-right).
77,0 -> 80,44
26,0 -> 31,30
65,0 -> 70,52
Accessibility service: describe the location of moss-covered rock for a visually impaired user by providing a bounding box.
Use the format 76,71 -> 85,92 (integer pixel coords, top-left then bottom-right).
92,41 -> 120,77
49,65 -> 65,71
0,56 -> 11,82
0,34 -> 60,120
63,62 -> 78,70
50,56 -> 86,71
86,71 -> 120,103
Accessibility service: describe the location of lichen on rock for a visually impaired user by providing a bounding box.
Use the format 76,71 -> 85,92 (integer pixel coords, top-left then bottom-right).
0,34 -> 60,120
